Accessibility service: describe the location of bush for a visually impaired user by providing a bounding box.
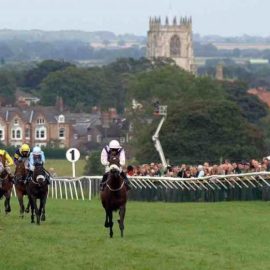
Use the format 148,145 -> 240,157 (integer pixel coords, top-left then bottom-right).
42,147 -> 68,159
84,151 -> 104,175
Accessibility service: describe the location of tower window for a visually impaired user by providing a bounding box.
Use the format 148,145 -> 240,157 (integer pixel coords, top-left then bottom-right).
170,35 -> 181,57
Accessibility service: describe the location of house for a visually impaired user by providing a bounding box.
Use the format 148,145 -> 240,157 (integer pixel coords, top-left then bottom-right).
0,106 -> 72,148
0,104 -> 132,150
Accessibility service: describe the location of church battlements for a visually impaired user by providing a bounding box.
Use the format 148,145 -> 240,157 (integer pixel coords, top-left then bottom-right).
149,16 -> 192,31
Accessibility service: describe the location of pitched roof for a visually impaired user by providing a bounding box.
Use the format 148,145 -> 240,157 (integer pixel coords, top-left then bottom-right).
0,106 -> 61,123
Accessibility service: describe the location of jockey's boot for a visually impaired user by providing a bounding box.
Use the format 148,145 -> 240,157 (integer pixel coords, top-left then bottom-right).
100,173 -> 108,191
25,170 -> 33,184
46,175 -> 51,185
124,177 -> 132,190
121,172 -> 132,190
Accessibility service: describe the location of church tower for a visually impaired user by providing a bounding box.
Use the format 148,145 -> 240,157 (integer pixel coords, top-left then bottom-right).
147,16 -> 195,73
215,63 -> 224,81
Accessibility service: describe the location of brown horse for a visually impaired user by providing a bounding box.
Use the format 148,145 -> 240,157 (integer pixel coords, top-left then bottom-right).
100,156 -> 128,238
27,164 -> 49,225
0,169 -> 14,214
14,161 -> 30,218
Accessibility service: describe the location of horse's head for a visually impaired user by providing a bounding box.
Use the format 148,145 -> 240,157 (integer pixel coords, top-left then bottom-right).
106,164 -> 124,192
109,164 -> 121,175
108,155 -> 120,167
14,161 -> 27,183
33,164 -> 47,186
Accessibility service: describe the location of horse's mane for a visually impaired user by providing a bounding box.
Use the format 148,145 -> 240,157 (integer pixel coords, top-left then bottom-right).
15,161 -> 27,175
34,164 -> 44,174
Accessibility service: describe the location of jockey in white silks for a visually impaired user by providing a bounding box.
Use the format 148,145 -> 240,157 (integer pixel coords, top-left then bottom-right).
100,140 -> 131,191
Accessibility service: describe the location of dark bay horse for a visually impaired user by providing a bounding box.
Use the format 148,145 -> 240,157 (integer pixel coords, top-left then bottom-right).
14,161 -> 30,218
27,164 -> 49,225
100,156 -> 128,238
0,168 -> 14,214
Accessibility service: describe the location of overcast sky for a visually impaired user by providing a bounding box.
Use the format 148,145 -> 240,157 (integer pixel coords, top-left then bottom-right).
0,0 -> 269,36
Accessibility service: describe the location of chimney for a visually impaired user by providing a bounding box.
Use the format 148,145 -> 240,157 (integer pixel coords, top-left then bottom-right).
56,96 -> 64,112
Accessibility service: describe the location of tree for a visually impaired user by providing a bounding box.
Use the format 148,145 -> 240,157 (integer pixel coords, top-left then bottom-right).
0,70 -> 16,104
23,60 -> 73,89
127,65 -> 266,164
84,151 -> 104,175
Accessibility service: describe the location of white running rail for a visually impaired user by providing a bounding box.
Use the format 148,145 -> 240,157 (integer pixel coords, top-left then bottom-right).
11,172 -> 270,200
127,172 -> 270,191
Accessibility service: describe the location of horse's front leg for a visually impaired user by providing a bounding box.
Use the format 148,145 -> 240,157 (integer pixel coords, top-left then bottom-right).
29,197 -> 35,223
118,205 -> 126,237
40,196 -> 47,222
108,210 -> 113,238
30,196 -> 39,224
17,191 -> 25,218
34,198 -> 40,225
104,211 -> 110,228
25,198 -> 30,213
4,191 -> 11,214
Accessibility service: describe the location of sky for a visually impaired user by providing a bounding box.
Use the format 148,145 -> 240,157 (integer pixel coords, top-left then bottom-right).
0,0 -> 269,37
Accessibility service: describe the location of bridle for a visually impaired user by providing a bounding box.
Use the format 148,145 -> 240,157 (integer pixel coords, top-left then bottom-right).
106,181 -> 125,192
106,164 -> 125,192
31,165 -> 48,186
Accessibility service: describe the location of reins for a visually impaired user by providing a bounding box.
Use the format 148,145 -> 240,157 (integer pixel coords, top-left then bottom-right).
106,181 -> 125,192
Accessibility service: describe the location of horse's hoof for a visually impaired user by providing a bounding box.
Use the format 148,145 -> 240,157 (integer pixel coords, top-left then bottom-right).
41,215 -> 46,221
104,222 -> 109,228
25,209 -> 29,213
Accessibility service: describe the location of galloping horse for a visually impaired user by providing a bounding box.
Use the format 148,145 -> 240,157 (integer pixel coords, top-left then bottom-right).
0,168 -> 14,214
100,156 -> 128,238
14,161 -> 30,218
27,164 -> 49,225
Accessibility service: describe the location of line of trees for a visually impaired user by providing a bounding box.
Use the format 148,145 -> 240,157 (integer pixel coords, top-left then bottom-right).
1,58 -> 270,166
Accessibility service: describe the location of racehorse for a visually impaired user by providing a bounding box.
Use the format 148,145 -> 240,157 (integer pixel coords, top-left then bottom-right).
100,156 -> 128,238
14,161 -> 30,218
27,164 -> 49,225
0,168 -> 14,214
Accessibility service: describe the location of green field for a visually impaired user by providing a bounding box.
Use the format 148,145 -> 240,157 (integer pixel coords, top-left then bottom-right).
1,199 -> 270,270
45,159 -> 86,177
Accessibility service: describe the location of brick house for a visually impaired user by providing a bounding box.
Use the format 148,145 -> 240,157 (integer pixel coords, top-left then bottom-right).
0,106 -> 72,148
0,103 -> 132,150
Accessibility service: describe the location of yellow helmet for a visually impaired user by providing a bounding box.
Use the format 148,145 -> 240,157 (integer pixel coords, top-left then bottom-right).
20,144 -> 30,154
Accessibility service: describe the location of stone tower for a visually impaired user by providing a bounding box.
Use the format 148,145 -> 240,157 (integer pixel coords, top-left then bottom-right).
215,63 -> 224,81
147,16 -> 195,73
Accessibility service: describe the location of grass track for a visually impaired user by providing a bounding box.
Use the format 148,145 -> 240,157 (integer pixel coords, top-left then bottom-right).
44,159 -> 86,177
1,198 -> 270,270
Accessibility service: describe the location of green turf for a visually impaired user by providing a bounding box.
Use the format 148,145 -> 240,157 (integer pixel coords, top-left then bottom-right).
1,199 -> 270,270
45,159 -> 86,177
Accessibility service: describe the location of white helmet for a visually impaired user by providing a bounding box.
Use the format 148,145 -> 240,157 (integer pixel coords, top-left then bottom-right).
109,140 -> 121,149
33,146 -> 42,154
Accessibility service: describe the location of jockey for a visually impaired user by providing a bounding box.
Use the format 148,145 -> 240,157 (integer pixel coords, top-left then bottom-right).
14,143 -> 30,167
100,139 -> 131,191
0,149 -> 14,188
26,146 -> 50,184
